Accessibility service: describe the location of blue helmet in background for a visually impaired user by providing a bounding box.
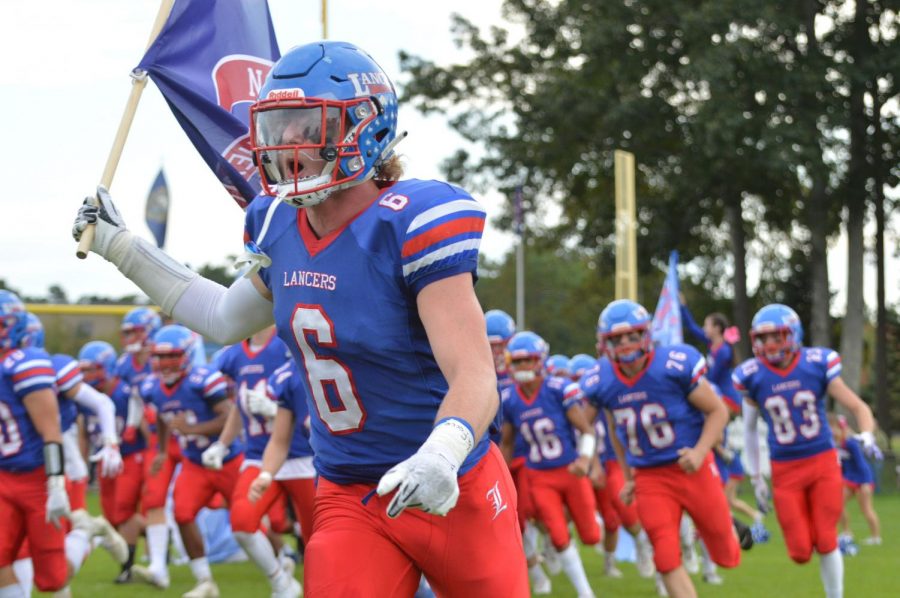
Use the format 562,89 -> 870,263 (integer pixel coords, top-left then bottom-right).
151,325 -> 196,384
0,290 -> 27,350
597,299 -> 652,364
78,341 -> 118,387
545,354 -> 571,377
251,41 -> 402,208
22,312 -> 45,349
750,304 -> 803,364
506,331 -> 549,384
568,354 -> 596,381
485,309 -> 516,343
121,307 -> 162,354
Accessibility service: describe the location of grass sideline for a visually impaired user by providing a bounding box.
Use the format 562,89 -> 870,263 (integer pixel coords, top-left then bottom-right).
49,491 -> 898,597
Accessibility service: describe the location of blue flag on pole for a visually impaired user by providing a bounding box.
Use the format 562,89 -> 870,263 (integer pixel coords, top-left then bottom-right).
137,0 -> 281,208
650,250 -> 683,347
145,169 -> 169,248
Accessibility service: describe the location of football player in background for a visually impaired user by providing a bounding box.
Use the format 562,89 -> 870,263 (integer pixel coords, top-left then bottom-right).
831,413 -> 881,553
735,303 -> 876,598
581,299 -> 739,598
74,40 -> 528,597
501,331 -> 600,598
202,326 -> 301,597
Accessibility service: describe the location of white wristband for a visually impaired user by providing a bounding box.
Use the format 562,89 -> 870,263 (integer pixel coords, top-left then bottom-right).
577,433 -> 597,459
257,471 -> 273,483
422,418 -> 475,469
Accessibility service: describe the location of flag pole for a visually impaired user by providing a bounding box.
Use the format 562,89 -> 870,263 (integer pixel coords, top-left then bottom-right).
515,186 -> 525,330
76,0 -> 176,259
322,0 -> 328,39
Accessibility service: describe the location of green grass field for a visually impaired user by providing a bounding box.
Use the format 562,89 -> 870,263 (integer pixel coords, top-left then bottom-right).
52,490 -> 899,597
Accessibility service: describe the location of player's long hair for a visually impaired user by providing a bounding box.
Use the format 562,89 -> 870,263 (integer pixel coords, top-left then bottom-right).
375,154 -> 404,187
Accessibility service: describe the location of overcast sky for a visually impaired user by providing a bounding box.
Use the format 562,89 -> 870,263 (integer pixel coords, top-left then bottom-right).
0,0 -> 895,313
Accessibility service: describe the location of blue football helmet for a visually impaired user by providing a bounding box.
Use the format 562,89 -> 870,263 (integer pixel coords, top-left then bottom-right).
250,41 -> 402,208
485,309 -> 516,343
505,331 -> 549,384
151,325 -> 195,384
78,341 -> 118,388
597,299 -> 652,364
22,312 -> 45,349
0,290 -> 27,350
750,304 -> 803,365
568,354 -> 596,381
121,307 -> 162,354
545,354 -> 571,378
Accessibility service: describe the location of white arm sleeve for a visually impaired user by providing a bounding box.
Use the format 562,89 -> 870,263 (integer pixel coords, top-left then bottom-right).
742,401 -> 761,478
72,384 -> 117,444
108,233 -> 274,345
125,387 -> 144,429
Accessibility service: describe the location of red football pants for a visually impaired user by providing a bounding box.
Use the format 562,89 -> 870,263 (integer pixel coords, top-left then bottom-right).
230,464 -> 316,543
634,455 -> 740,573
595,459 -> 639,533
304,444 -> 528,598
529,464 -> 601,550
173,457 -> 242,525
509,456 -> 536,530
771,449 -> 843,563
0,469 -> 67,591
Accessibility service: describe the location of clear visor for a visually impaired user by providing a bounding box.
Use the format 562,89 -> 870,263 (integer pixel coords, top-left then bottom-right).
254,106 -> 343,185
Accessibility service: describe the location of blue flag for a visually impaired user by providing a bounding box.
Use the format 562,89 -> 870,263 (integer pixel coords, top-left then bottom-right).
145,169 -> 169,248
651,250 -> 683,347
137,0 -> 280,208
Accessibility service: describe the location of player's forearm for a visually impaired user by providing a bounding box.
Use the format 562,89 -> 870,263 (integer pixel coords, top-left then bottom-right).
184,412 -> 228,438
23,389 -> 63,443
71,383 -> 118,443
742,401 -> 762,477
694,401 -> 729,456
435,379 -> 498,441
260,410 -> 293,475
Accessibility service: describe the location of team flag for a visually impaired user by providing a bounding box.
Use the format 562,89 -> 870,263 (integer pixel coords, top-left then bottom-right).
136,0 -> 281,208
145,168 -> 169,248
650,250 -> 683,347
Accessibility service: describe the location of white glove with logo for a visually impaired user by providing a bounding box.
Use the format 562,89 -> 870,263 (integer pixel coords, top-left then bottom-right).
376,418 -> 474,518
751,474 -> 770,514
201,441 -> 228,470
90,439 -> 124,478
246,388 -> 278,419
72,185 -> 132,262
46,475 -> 71,529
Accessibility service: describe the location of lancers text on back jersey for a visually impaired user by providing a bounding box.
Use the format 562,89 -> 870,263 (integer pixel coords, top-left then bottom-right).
244,179 -> 489,484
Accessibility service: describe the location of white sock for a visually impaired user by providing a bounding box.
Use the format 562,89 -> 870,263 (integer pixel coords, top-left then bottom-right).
819,548 -> 843,598
146,523 -> 169,574
0,584 -> 26,598
529,562 -> 550,585
12,559 -> 33,596
189,557 -> 212,582
65,528 -> 92,573
558,543 -> 593,596
523,522 -> 540,560
700,541 -> 716,575
680,516 -> 694,544
234,530 -> 280,580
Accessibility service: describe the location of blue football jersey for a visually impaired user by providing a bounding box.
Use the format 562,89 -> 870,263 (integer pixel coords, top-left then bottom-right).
579,347 -> 707,468
594,414 -> 615,464
51,354 -> 82,432
245,180 -> 489,484
84,380 -> 146,458
839,437 -> 874,485
732,347 -> 839,462
115,353 -> 153,390
501,376 -> 583,470
214,337 -> 291,460
267,360 -> 314,459
0,348 -> 56,471
141,365 -> 239,465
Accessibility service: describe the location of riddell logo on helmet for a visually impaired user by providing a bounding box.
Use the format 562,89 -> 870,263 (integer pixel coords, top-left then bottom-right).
348,72 -> 391,96
266,88 -> 304,101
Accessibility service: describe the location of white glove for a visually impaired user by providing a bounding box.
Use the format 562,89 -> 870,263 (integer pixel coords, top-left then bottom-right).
201,441 -> 228,470
855,431 -> 883,460
247,388 -> 278,419
90,439 -> 124,478
751,474 -> 770,514
46,475 -> 71,529
376,418 -> 474,518
72,185 -> 131,261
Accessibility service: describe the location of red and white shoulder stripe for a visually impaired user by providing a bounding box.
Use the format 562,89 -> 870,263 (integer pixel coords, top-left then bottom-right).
12,357 -> 56,394
202,371 -> 228,398
401,199 -> 486,279
55,359 -> 83,393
